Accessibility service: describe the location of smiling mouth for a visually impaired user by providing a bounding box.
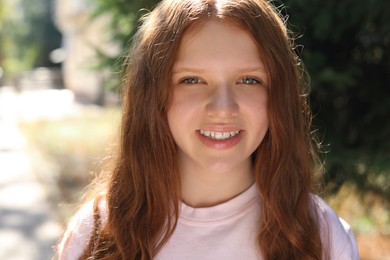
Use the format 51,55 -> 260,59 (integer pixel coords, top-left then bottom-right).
199,130 -> 240,140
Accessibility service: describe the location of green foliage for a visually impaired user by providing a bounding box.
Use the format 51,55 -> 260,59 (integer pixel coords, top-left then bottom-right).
88,0 -> 160,80
90,0 -> 159,44
0,0 -> 4,26
281,0 -> 390,196
89,0 -> 389,197
0,0 -> 62,78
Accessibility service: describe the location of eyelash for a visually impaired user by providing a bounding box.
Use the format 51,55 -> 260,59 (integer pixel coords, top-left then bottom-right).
180,77 -> 203,84
179,76 -> 262,85
239,77 -> 262,85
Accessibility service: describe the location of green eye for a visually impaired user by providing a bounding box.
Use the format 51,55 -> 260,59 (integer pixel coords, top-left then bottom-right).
181,77 -> 202,84
240,77 -> 261,84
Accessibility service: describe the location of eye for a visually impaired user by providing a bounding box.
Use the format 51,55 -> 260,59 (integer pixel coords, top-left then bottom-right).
239,77 -> 262,85
180,77 -> 203,84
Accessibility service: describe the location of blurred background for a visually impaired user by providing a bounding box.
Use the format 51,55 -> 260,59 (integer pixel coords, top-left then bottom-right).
0,0 -> 388,259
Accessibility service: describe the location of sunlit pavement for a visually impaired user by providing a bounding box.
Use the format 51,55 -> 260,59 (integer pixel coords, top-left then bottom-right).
0,86 -> 73,260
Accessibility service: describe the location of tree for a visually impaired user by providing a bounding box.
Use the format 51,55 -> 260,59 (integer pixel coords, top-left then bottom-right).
90,0 -> 159,75
283,0 -> 390,195
90,0 -> 390,197
0,0 -> 62,78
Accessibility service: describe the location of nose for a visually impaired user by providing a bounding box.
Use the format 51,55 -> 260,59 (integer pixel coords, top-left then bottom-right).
206,84 -> 238,119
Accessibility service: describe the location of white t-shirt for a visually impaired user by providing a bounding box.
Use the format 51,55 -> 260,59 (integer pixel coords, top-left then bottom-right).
57,185 -> 359,259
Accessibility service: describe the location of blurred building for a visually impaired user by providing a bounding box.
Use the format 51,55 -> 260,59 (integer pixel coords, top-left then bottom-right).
54,0 -> 120,104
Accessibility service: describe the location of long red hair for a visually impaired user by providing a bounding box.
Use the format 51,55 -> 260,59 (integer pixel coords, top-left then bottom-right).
80,0 -> 325,259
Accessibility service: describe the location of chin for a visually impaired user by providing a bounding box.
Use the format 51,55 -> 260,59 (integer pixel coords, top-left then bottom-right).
201,158 -> 250,175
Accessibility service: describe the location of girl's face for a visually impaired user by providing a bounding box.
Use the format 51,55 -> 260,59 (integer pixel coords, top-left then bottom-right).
168,20 -> 269,174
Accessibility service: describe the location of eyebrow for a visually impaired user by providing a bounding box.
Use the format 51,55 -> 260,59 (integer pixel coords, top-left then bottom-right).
172,67 -> 205,74
172,66 -> 267,74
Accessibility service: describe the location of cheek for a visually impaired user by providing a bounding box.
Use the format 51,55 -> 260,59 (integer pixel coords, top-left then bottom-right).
167,102 -> 178,133
167,95 -> 194,135
169,93 -> 202,120
240,90 -> 268,115
241,92 -> 269,135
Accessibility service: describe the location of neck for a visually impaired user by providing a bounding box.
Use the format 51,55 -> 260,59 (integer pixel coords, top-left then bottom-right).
180,159 -> 254,208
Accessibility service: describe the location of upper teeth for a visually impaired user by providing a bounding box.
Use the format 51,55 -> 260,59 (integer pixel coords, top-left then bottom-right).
200,130 -> 240,140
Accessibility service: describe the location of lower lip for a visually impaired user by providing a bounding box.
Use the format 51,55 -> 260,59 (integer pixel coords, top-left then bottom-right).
197,131 -> 242,150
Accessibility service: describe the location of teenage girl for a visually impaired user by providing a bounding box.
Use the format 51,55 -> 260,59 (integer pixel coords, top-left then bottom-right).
56,0 -> 359,259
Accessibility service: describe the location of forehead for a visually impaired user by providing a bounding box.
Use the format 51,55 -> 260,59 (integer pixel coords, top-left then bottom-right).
173,19 -> 266,72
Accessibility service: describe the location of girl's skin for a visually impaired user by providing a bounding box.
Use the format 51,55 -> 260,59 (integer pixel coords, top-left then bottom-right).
168,20 -> 269,208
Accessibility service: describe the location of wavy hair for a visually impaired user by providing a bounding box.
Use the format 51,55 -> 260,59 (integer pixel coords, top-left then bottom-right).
80,0 -> 325,259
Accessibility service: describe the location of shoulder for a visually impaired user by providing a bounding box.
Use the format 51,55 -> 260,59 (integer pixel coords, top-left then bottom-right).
312,195 -> 360,260
56,197 -> 108,260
